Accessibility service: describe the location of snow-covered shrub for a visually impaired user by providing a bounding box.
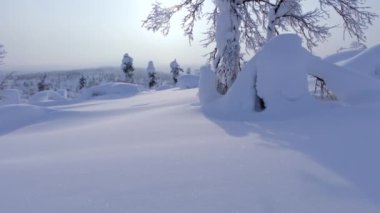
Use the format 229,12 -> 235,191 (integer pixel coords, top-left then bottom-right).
80,83 -> 139,99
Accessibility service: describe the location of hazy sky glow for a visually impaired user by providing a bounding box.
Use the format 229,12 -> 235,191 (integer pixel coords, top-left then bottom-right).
0,0 -> 379,72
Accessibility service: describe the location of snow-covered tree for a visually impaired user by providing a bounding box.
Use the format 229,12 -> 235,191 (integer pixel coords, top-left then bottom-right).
143,0 -> 377,94
146,61 -> 158,88
0,72 -> 13,90
170,59 -> 183,85
0,44 -> 6,64
37,74 -> 49,92
79,75 -> 87,90
121,53 -> 135,83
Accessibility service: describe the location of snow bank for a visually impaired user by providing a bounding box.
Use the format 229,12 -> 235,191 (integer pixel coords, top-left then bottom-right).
0,89 -> 21,105
80,82 -> 140,99
29,90 -> 67,104
255,34 -> 315,112
0,104 -> 53,134
339,44 -> 380,78
198,65 -> 220,104
57,89 -> 68,99
216,34 -> 380,114
219,58 -> 258,112
177,74 -> 199,89
324,48 -> 364,64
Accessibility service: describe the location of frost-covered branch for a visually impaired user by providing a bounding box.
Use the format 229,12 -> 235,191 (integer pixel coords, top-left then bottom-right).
319,0 -> 377,41
142,0 -> 206,42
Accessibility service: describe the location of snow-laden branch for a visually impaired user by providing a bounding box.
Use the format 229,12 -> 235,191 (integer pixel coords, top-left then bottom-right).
142,0 -> 377,94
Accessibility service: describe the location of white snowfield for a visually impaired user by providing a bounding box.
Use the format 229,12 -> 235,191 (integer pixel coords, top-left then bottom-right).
1,88 -> 380,213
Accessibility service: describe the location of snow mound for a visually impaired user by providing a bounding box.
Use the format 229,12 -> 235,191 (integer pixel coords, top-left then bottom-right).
339,44 -> 380,78
324,48 -> 364,64
218,58 -> 258,112
0,104 -> 54,134
177,75 -> 199,89
198,64 -> 220,104
80,82 -> 140,99
29,90 -> 67,104
0,89 -> 21,105
255,34 -> 314,112
57,89 -> 68,99
217,34 -> 380,114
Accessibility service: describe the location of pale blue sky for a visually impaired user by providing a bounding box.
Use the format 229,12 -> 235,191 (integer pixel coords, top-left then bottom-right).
0,0 -> 379,72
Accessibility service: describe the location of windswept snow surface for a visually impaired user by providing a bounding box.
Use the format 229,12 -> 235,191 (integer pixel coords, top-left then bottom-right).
339,44 -> 380,78
1,89 -> 380,213
324,48 -> 364,64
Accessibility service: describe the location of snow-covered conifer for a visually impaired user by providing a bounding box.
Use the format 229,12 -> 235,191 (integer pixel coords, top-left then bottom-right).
170,59 -> 183,85
37,74 -> 49,92
121,53 -> 135,83
0,44 -> 6,64
79,75 -> 87,90
146,61 -> 158,88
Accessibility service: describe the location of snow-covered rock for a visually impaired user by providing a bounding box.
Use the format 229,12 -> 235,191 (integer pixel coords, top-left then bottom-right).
80,82 -> 140,99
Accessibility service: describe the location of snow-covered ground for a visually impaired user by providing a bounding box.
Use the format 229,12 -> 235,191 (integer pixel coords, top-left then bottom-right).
1,88 -> 380,213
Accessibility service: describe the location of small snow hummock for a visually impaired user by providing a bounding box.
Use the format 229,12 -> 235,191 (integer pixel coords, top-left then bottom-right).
177,75 -> 199,89
80,82 -> 140,99
29,90 -> 67,104
0,89 -> 21,105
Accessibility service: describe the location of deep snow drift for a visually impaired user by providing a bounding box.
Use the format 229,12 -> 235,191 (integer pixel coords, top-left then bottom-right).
1,88 -> 380,213
339,44 -> 380,78
1,33 -> 380,213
